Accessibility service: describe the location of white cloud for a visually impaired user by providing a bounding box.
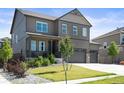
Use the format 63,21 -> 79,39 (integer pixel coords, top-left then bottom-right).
0,18 -> 12,24
86,11 -> 124,39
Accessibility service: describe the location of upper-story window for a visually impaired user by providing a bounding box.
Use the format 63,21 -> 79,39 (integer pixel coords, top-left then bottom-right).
103,42 -> 107,49
31,40 -> 36,51
82,28 -> 88,37
36,21 -> 48,33
73,26 -> 78,35
62,24 -> 67,34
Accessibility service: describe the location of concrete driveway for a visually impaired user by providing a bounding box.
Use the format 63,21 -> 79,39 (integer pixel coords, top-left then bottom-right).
74,63 -> 124,75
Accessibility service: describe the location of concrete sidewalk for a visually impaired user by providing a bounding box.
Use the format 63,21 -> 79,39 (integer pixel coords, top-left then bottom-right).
74,63 -> 124,75
0,74 -> 11,84
51,75 -> 119,84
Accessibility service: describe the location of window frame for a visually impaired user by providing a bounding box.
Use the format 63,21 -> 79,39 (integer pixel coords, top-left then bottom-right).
73,25 -> 78,35
82,27 -> 88,37
31,40 -> 37,51
62,23 -> 67,34
15,34 -> 18,44
36,21 -> 48,33
103,42 -> 107,49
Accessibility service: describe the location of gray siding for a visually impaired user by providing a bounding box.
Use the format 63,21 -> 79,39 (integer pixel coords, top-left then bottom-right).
11,11 -> 26,56
93,33 -> 120,46
90,43 -> 100,51
26,16 -> 57,35
59,13 -> 91,26
58,20 -> 90,40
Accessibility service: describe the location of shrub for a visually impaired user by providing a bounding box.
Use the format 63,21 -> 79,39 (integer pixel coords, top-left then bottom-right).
37,56 -> 43,64
48,54 -> 56,64
26,59 -> 35,67
20,62 -> 27,71
42,58 -> 50,66
34,61 -> 41,67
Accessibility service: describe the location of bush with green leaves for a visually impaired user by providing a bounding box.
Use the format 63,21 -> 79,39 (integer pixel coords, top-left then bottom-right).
26,59 -> 35,67
37,56 -> 43,64
42,58 -> 50,66
48,54 -> 56,64
34,61 -> 41,67
20,62 -> 28,71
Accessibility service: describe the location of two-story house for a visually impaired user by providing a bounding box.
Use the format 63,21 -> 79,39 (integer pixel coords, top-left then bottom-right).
92,27 -> 124,64
10,8 -> 100,63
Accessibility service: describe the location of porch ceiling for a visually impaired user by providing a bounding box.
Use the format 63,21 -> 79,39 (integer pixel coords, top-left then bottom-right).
26,32 -> 61,40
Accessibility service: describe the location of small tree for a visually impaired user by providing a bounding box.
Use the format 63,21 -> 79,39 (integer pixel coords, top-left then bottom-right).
60,36 -> 74,84
108,41 -> 119,64
0,39 -> 13,71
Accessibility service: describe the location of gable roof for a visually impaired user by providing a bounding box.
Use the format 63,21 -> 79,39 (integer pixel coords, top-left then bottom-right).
92,27 -> 124,40
10,8 -> 92,34
17,9 -> 57,20
57,8 -> 92,27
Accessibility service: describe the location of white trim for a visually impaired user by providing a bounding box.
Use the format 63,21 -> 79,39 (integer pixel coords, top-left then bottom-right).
31,40 -> 36,51
15,34 -> 18,44
62,23 -> 67,34
39,41 -> 45,51
82,27 -> 87,37
73,25 -> 78,35
26,32 -> 60,39
36,21 -> 48,33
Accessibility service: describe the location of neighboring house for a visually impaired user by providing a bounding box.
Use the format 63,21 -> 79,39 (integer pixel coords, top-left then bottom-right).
92,27 -> 124,64
10,8 -> 100,63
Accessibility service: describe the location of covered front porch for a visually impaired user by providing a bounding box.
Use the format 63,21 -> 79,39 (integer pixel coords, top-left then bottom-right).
26,32 -> 61,58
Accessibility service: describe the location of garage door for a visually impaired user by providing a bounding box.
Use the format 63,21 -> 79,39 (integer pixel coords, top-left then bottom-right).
69,48 -> 86,63
90,50 -> 98,63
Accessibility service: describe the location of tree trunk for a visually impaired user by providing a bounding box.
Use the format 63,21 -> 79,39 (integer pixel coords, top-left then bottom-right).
63,60 -> 67,84
62,59 -> 65,71
66,57 -> 69,71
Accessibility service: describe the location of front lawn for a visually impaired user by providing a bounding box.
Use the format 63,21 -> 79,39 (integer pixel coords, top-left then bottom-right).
82,76 -> 124,84
28,64 -> 114,82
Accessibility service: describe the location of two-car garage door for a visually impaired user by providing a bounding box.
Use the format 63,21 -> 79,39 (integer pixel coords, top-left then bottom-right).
69,48 -> 98,63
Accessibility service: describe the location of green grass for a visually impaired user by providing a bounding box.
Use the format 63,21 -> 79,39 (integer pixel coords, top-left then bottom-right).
82,76 -> 124,84
28,65 -> 114,82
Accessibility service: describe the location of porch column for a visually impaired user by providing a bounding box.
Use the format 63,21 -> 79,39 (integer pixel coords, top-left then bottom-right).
50,40 -> 53,53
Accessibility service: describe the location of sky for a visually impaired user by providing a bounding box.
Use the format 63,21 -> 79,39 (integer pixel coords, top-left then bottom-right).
0,8 -> 124,39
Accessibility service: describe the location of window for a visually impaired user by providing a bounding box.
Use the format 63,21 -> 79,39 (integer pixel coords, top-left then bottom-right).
31,40 -> 36,51
82,28 -> 88,37
103,42 -> 107,49
15,35 -> 18,44
62,24 -> 67,34
36,21 -> 48,33
39,41 -> 45,51
73,26 -> 78,35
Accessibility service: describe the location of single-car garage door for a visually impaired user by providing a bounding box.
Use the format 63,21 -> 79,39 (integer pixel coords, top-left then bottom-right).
90,50 -> 98,63
69,48 -> 86,63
